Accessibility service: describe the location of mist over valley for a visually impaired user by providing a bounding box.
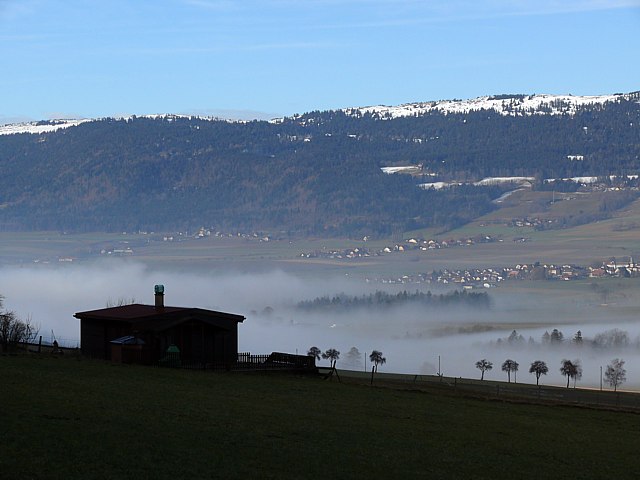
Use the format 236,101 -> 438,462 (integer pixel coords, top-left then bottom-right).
3,252 -> 640,389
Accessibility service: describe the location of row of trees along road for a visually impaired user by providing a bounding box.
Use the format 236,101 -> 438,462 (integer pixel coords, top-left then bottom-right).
475,358 -> 628,391
307,347 -> 386,385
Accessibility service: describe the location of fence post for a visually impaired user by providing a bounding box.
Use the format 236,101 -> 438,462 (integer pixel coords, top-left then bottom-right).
38,336 -> 42,354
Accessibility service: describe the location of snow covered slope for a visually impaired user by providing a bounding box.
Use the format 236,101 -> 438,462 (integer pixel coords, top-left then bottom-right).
344,93 -> 634,119
0,114 -> 225,136
2,92 -> 637,135
0,119 -> 92,136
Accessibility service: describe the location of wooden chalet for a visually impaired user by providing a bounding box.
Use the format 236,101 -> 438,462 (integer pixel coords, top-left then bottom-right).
74,285 -> 245,367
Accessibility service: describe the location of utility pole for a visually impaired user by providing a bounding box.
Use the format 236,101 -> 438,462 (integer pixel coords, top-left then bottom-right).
600,365 -> 603,391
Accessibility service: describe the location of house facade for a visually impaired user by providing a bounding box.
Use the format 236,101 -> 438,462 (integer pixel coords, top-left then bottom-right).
74,286 -> 245,367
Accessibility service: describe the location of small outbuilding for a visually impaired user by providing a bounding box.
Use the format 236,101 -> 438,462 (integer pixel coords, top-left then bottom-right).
74,285 -> 245,367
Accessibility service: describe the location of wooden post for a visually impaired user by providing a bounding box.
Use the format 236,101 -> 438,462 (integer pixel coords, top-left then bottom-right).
38,336 -> 42,354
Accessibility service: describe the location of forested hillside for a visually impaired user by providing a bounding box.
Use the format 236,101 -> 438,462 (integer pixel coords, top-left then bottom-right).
0,93 -> 638,236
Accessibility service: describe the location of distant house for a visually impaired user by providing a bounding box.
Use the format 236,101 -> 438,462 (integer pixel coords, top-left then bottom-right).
74,285 -> 245,367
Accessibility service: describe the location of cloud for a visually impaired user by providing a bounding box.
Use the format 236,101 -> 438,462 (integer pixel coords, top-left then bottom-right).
0,0 -> 41,21
0,115 -> 33,126
182,0 -> 239,10
126,41 -> 339,56
181,0 -> 640,21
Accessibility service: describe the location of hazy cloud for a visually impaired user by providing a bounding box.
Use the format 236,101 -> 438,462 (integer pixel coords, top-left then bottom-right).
2,260 -> 639,388
0,114 -> 33,126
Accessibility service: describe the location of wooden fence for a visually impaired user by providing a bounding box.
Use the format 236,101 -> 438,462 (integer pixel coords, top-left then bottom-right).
154,352 -> 317,372
334,370 -> 640,412
8,338 -> 79,355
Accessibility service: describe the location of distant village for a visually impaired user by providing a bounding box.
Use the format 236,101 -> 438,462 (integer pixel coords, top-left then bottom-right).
299,233 -> 501,260
39,227 -> 639,290
367,258 -> 640,288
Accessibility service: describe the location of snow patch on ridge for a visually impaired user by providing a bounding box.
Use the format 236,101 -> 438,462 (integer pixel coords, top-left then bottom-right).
0,113 -> 243,136
0,119 -> 92,136
380,166 -> 422,174
345,93 -> 630,119
2,92 -> 635,135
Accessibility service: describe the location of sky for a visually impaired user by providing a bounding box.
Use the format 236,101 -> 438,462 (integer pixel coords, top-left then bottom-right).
1,0 -> 639,124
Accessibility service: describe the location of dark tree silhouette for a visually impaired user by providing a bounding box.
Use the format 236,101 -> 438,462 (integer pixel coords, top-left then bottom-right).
573,330 -> 583,345
307,346 -> 321,361
604,358 -> 626,392
550,329 -> 564,345
321,348 -> 341,382
369,350 -> 386,385
529,360 -> 549,385
559,359 -> 582,388
0,295 -> 38,353
501,359 -> 519,383
322,348 -> 340,369
475,359 -> 493,380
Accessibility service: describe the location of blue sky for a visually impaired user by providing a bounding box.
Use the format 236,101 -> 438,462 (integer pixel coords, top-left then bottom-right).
1,0 -> 639,123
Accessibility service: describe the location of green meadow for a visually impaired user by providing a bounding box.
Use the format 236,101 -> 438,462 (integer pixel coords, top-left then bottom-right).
2,355 -> 640,479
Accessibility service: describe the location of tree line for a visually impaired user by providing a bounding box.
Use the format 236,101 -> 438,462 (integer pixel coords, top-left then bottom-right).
475,357 -> 627,391
307,346 -> 386,385
494,327 -> 635,350
297,289 -> 490,312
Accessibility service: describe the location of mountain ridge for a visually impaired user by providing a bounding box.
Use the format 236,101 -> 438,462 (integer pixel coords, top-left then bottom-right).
3,91 -> 638,136
0,91 -> 638,236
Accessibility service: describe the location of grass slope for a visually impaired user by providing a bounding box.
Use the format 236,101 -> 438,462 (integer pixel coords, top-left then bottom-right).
2,356 -> 639,479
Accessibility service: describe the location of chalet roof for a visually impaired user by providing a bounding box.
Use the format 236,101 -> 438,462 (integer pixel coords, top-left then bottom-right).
74,304 -> 245,331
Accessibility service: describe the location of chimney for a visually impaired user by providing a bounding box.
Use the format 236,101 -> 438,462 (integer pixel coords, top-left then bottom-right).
154,284 -> 164,309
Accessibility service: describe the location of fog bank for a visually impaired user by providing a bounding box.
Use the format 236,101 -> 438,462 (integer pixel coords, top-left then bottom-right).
2,260 -> 640,389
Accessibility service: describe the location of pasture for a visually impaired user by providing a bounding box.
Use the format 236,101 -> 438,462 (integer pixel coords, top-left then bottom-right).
2,355 -> 640,479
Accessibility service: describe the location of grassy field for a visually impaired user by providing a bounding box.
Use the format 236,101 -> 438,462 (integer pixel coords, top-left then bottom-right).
2,355 -> 640,479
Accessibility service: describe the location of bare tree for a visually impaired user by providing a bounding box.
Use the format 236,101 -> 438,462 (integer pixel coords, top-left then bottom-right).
105,297 -> 136,307
529,360 -> 548,385
560,359 -> 582,388
0,296 -> 38,352
475,359 -> 493,380
307,346 -> 322,361
369,350 -> 386,385
344,346 -> 362,370
501,359 -> 519,383
573,360 -> 583,388
604,358 -> 626,392
594,329 -> 629,349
